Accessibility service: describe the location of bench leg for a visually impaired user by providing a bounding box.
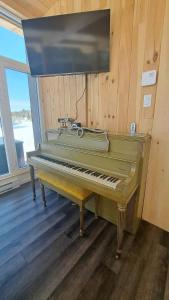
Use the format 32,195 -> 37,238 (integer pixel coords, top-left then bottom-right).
115,203 -> 127,259
80,204 -> 84,237
40,181 -> 47,207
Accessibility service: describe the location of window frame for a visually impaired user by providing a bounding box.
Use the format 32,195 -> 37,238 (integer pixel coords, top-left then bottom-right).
0,55 -> 41,180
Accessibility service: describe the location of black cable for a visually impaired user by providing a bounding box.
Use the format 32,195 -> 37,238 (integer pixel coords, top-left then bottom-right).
75,85 -> 87,121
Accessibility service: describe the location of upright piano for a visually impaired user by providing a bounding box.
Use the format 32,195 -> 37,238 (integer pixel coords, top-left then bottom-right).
27,127 -> 150,256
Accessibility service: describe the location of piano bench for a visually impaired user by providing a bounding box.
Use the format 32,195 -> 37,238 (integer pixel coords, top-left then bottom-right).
37,170 -> 97,237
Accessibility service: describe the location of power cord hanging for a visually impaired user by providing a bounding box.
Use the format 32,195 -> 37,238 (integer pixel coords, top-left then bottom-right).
75,85 -> 87,121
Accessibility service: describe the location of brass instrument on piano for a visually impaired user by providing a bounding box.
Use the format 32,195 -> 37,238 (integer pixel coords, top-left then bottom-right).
27,127 -> 150,257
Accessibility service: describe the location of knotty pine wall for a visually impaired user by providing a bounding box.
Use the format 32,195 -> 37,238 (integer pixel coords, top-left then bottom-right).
39,0 -> 169,232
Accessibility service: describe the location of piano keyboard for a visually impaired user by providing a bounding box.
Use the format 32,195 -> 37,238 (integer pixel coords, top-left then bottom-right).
31,155 -> 121,190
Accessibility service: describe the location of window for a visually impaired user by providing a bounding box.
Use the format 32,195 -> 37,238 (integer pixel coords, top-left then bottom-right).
6,69 -> 35,167
0,21 -> 41,181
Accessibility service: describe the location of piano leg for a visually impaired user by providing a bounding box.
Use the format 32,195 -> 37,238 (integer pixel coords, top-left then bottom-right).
95,195 -> 99,219
116,203 -> 127,259
30,165 -> 36,201
40,182 -> 47,207
80,203 -> 84,237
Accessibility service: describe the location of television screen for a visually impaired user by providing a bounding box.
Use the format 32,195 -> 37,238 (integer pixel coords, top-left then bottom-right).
22,9 -> 110,76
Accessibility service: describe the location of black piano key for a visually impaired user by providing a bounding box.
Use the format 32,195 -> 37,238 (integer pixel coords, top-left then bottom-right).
74,167 -> 81,170
95,172 -> 102,177
68,164 -> 74,168
111,178 -> 118,182
107,177 -> 113,182
86,170 -> 92,174
81,168 -> 87,172
112,178 -> 119,182
79,168 -> 86,172
93,172 -> 100,177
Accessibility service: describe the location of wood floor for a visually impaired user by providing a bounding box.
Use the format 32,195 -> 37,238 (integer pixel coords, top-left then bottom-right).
0,182 -> 169,300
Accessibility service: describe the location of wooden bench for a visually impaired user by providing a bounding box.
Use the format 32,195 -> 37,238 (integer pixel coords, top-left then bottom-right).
37,170 -> 97,236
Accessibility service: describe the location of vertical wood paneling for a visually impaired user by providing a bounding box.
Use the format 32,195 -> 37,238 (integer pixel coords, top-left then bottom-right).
138,0 -> 166,133
82,0 -> 122,131
116,0 -> 134,132
127,0 -> 148,130
143,0 -> 169,232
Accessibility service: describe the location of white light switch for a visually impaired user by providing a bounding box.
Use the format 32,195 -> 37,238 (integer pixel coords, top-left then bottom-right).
144,94 -> 152,107
141,70 -> 157,86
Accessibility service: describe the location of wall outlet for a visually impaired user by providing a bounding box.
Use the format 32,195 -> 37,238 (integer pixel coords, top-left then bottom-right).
144,94 -> 152,107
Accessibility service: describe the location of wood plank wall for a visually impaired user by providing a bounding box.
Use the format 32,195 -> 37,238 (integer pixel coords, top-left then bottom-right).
39,0 -> 169,231
143,0 -> 169,231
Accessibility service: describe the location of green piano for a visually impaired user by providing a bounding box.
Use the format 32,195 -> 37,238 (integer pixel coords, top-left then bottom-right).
27,127 -> 150,258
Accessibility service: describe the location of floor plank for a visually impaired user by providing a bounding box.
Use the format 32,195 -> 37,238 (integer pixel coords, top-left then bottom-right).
0,198 -> 69,251
12,219 -> 107,300
49,224 -> 115,300
76,263 -> 115,300
134,244 -> 168,300
0,183 -> 169,300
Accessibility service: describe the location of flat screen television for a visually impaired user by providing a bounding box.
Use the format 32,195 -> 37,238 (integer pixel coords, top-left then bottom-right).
22,9 -> 110,76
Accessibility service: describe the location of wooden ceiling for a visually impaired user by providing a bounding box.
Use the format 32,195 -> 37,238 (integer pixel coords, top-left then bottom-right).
0,0 -> 57,18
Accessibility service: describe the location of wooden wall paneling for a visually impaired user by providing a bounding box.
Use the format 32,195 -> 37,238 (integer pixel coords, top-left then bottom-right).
116,0 -> 134,133
127,0 -> 148,131
39,77 -> 49,129
138,0 -> 166,133
58,76 -> 64,118
69,75 -> 77,121
63,76 -> 71,118
48,78 -> 56,127
88,74 -> 100,128
143,0 -> 169,231
87,0 -> 122,131
127,0 -> 166,135
98,0 -> 121,131
74,75 -> 86,124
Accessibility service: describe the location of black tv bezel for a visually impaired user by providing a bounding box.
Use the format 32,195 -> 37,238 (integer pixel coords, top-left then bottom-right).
22,9 -> 110,77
